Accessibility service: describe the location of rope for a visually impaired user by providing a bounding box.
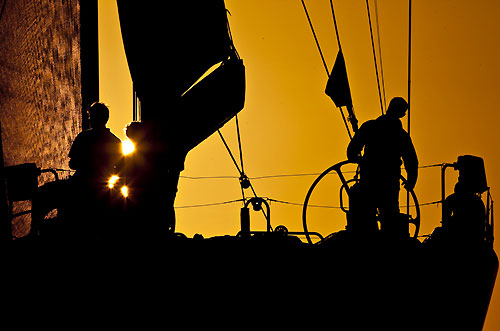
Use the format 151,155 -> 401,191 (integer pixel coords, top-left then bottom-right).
300,0 -> 355,141
175,199 -> 243,209
366,0 -> 385,115
235,115 -> 245,175
374,0 -> 387,110
217,129 -> 268,219
179,163 -> 444,181
327,0 -> 355,140
235,115 -> 247,201
329,0 -> 342,50
217,130 -> 243,175
217,129 -> 247,204
175,197 -> 442,210
268,198 -> 341,209
300,0 -> 329,76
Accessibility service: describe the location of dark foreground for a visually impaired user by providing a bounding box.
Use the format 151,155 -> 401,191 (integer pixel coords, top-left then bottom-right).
4,230 -> 497,330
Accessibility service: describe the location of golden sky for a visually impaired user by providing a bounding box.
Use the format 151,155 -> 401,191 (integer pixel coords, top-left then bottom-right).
98,1 -> 500,328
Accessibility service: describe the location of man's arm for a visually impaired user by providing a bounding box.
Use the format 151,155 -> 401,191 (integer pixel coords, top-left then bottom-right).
402,134 -> 418,191
347,124 -> 366,162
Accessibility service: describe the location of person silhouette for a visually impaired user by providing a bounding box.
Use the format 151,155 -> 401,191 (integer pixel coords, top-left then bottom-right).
69,102 -> 122,185
442,181 -> 486,245
119,121 -> 155,238
120,121 -> 184,241
30,102 -> 122,240
346,97 -> 418,238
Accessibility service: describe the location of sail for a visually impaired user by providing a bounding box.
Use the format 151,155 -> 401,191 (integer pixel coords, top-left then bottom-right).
116,0 -> 245,150
117,0 -> 232,103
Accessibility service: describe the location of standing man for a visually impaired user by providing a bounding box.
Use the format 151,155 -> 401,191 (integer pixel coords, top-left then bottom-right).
69,102 -> 122,185
67,102 -> 123,239
346,97 -> 418,237
30,102 -> 122,240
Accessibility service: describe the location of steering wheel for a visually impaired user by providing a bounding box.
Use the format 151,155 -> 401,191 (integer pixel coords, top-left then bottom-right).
302,160 -> 420,244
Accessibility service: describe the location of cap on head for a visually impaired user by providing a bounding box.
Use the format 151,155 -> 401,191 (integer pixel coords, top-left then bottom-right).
386,97 -> 408,118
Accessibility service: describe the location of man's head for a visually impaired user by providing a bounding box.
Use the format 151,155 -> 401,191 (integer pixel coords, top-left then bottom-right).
386,97 -> 408,118
125,121 -> 147,143
88,102 -> 110,129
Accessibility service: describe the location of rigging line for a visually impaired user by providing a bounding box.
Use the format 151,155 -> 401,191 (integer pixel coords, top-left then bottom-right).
235,114 -> 245,174
268,198 -> 341,209
217,129 -> 246,204
218,129 -> 243,176
300,0 -> 329,76
218,129 -> 268,219
301,0 -> 352,140
175,199 -> 244,209
174,198 -> 442,210
179,163 -> 444,181
374,0 -> 387,110
329,0 -> 357,141
234,115 -> 246,202
329,0 -> 342,50
366,0 -> 385,115
249,163 -> 442,177
269,198 -> 441,209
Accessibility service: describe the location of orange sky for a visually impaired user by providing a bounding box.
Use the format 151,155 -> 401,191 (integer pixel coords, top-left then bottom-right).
98,1 -> 500,328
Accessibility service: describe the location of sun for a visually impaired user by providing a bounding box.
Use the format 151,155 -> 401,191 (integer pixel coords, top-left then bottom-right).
121,139 -> 135,155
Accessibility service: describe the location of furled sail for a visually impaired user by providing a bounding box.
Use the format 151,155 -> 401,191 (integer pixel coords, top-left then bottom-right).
116,0 -> 245,151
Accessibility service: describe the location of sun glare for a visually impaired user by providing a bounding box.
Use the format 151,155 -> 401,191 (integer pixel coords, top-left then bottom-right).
108,175 -> 120,189
121,186 -> 129,198
122,139 -> 135,155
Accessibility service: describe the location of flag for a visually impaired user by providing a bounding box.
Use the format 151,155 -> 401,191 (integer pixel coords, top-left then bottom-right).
325,50 -> 353,110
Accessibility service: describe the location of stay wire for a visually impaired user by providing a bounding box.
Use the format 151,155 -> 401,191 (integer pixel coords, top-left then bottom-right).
175,197 -> 442,210
217,129 -> 246,202
300,0 -> 329,76
374,0 -> 387,110
235,115 -> 245,175
235,115 -> 247,202
329,0 -> 342,50
366,0 -> 385,115
268,198 -> 341,209
217,129 -> 268,220
175,199 -> 244,209
217,129 -> 242,175
301,0 -> 352,140
180,163 -> 444,181
329,0 -> 357,140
